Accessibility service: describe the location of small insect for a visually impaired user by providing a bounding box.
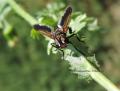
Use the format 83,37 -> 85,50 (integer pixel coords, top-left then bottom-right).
33,6 -> 72,49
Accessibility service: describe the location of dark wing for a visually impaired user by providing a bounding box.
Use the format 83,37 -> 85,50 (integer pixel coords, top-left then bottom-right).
33,24 -> 53,38
59,6 -> 72,33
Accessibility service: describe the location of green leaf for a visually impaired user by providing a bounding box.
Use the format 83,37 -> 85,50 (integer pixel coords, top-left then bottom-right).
65,55 -> 92,80
87,19 -> 99,31
70,14 -> 87,33
3,21 -> 13,35
47,40 -> 54,55
30,29 -> 40,39
40,16 -> 56,27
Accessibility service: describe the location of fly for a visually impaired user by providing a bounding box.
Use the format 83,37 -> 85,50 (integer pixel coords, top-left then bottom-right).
33,6 -> 72,49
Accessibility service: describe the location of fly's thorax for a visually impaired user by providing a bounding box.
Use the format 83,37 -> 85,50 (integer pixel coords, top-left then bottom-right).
52,28 -> 68,48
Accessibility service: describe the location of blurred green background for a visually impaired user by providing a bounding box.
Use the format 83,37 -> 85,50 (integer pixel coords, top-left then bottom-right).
0,0 -> 120,91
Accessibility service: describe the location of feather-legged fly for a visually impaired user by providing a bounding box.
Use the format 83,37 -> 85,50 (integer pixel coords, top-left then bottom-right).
33,6 -> 72,49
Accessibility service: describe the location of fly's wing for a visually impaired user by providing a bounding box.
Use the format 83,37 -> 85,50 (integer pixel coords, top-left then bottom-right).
59,6 -> 72,33
33,24 -> 53,38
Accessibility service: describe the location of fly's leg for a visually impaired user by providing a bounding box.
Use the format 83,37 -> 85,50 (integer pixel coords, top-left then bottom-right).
67,27 -> 75,39
67,27 -> 87,56
51,43 -> 65,60
51,43 -> 58,51
58,49 -> 65,60
67,27 -> 82,42
68,27 -> 73,34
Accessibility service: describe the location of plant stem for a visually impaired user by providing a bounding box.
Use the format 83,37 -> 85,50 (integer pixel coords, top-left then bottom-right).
6,0 -> 120,91
66,56 -> 120,91
85,59 -> 120,91
6,0 -> 37,26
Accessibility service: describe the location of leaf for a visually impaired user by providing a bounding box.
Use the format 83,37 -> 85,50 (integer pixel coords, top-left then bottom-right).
65,55 -> 92,80
39,16 -> 56,27
3,21 -> 13,35
47,39 -> 54,55
0,6 -> 11,21
87,19 -> 99,31
30,29 -> 40,39
70,14 -> 87,33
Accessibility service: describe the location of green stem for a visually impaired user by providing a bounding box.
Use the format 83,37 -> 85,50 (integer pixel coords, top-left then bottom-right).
6,0 -> 37,26
66,56 -> 120,91
6,0 -> 120,91
85,60 -> 120,91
